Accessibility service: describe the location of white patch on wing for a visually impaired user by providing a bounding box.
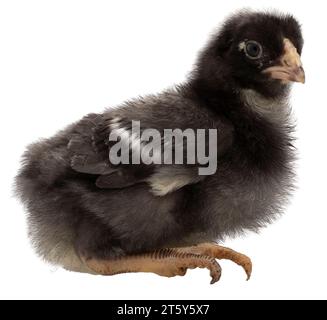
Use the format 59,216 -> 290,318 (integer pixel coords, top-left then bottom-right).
147,167 -> 202,196
148,177 -> 188,196
110,122 -> 120,130
109,117 -> 122,130
110,117 -> 121,124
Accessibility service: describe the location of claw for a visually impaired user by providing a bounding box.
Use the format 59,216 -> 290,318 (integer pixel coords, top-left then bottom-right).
224,251 -> 252,280
243,259 -> 252,280
209,266 -> 222,284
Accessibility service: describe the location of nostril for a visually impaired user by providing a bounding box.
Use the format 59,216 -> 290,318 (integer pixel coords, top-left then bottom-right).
283,59 -> 291,67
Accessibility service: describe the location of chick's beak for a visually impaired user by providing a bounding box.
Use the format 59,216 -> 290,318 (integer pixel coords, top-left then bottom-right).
263,38 -> 305,84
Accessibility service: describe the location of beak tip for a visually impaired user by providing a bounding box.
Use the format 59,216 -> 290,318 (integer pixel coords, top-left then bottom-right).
298,66 -> 305,84
297,70 -> 305,84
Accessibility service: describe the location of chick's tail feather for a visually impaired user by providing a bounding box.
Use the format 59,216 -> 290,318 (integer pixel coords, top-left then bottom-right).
15,136 -> 71,201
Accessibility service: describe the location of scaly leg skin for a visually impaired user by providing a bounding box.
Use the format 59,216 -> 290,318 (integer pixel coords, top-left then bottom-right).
82,248 -> 222,284
177,242 -> 252,280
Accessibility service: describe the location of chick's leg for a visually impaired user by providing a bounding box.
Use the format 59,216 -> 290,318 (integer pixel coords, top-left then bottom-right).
178,242 -> 252,280
82,248 -> 222,284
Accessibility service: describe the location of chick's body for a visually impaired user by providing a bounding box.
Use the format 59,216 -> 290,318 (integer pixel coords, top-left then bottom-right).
16,11 -> 303,279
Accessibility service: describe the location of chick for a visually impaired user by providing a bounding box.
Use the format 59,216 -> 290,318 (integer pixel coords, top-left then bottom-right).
15,10 -> 304,284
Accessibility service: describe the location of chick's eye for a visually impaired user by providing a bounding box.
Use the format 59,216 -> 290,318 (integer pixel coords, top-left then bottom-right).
244,41 -> 263,59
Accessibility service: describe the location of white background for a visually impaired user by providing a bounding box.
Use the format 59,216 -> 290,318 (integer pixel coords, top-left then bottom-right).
0,0 -> 326,300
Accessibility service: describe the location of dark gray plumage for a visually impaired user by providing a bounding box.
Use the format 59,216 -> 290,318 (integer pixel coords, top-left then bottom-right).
15,10 -> 304,278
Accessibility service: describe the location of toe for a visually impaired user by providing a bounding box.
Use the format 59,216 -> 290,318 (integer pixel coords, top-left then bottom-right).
208,260 -> 222,284
242,257 -> 252,280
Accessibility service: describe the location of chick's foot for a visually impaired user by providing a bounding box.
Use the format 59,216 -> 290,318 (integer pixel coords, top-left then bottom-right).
82,248 -> 222,284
